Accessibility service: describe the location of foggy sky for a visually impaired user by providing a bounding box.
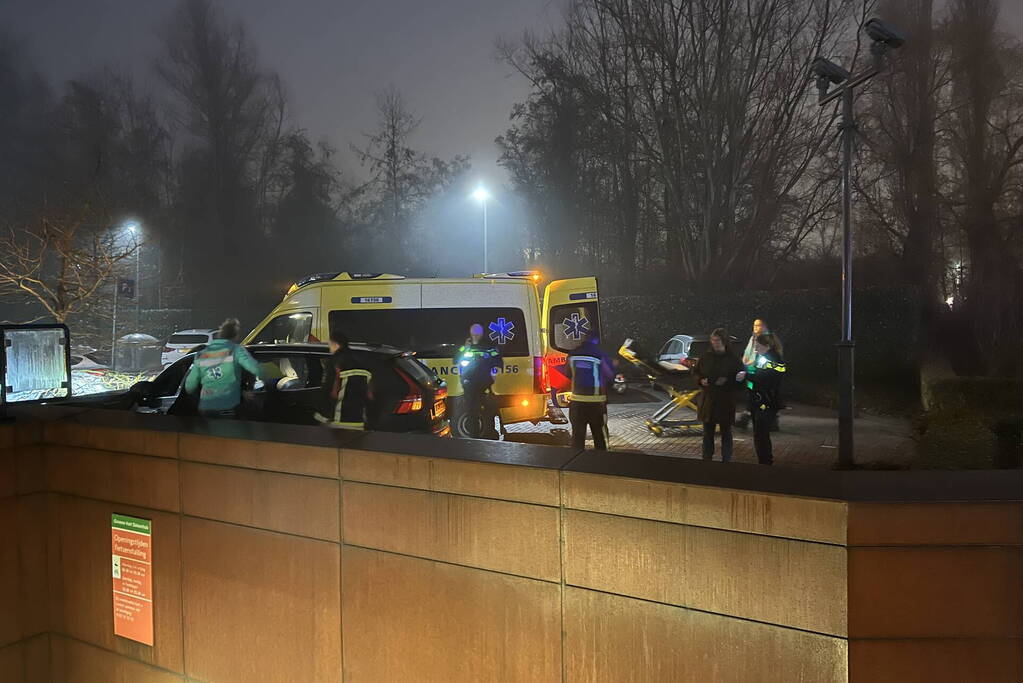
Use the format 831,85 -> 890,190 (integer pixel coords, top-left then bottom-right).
3,0 -> 1022,188
0,0 -> 565,187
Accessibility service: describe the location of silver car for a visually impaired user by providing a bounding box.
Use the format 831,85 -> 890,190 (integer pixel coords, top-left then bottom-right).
161,328 -> 216,366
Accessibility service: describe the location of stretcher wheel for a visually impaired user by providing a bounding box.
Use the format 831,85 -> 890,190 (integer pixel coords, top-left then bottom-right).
650,426 -> 664,437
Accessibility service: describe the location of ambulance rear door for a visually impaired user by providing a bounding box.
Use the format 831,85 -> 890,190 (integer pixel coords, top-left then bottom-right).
542,277 -> 600,392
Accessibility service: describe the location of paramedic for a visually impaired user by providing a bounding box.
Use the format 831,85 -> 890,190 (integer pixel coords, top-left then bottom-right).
566,333 -> 615,450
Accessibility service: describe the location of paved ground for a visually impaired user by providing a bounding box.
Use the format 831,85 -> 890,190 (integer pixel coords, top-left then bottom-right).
504,388 -> 917,469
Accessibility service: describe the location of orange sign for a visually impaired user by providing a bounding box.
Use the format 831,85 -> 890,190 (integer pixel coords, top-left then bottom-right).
111,514 -> 153,645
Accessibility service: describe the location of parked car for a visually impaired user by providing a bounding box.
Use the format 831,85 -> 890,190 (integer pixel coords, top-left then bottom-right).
68,343 -> 450,436
658,333 -> 742,369
613,333 -> 740,394
162,329 -> 216,366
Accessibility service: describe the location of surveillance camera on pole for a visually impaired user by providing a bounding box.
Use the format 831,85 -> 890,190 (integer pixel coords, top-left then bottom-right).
812,57 -> 852,100
808,19 -> 905,469
863,18 -> 907,49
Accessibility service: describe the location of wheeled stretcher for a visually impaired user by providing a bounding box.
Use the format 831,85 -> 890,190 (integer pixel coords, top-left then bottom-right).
618,339 -> 702,436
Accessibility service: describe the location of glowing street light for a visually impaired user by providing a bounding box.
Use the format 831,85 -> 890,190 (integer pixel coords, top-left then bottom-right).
471,186 -> 490,273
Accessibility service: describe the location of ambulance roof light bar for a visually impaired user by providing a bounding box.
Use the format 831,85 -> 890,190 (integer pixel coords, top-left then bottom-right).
473,270 -> 542,281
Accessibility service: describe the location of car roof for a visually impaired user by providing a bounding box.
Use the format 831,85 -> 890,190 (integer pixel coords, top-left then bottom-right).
170,329 -> 216,335
244,342 -> 410,358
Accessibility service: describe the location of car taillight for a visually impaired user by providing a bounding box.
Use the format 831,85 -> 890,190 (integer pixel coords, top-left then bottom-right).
394,368 -> 424,414
682,358 -> 696,369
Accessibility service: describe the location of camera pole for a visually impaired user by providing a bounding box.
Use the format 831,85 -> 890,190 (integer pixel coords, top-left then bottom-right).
837,86 -> 855,469
818,64 -> 883,469
813,22 -> 905,469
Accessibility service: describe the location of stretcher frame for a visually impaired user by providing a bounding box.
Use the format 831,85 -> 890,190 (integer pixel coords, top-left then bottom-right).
618,339 -> 703,437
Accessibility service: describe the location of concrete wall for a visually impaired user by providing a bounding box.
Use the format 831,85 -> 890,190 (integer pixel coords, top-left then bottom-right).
1,409 -> 1020,682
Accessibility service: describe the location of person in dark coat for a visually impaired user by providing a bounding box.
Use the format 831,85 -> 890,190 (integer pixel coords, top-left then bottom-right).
694,328 -> 745,462
314,328 -> 374,430
746,333 -> 786,465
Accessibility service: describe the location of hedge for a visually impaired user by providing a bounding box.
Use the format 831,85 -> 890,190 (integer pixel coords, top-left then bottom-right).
599,286 -> 921,409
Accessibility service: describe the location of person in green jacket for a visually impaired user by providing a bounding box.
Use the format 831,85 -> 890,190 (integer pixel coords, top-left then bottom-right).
184,318 -> 262,417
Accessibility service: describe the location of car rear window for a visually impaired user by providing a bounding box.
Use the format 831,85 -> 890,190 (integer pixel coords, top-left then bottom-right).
168,334 -> 209,345
396,357 -> 436,387
328,308 -> 530,357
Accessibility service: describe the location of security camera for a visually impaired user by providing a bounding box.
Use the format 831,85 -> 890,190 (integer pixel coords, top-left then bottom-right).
863,18 -> 906,49
812,57 -> 851,85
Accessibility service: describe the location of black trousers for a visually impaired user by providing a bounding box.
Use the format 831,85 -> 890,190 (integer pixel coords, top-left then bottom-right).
464,384 -> 498,438
702,422 -> 733,462
570,401 -> 608,450
752,407 -> 776,465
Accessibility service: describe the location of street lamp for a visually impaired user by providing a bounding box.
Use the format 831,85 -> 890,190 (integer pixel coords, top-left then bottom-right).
812,18 -> 905,468
471,186 -> 490,273
123,222 -> 142,331
111,221 -> 142,358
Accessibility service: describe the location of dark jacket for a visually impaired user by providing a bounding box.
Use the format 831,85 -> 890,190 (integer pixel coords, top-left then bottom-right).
566,340 -> 615,403
315,347 -> 374,429
747,350 -> 786,411
455,340 -> 501,389
694,348 -> 744,424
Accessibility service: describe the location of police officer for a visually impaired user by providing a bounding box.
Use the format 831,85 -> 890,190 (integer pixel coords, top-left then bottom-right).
745,333 -> 786,465
455,323 -> 501,438
314,328 -> 374,430
566,332 -> 615,450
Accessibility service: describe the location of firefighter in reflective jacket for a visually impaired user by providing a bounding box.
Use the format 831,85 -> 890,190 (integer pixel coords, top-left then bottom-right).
456,323 -> 501,438
315,329 -> 373,430
566,333 -> 615,450
744,333 -> 786,465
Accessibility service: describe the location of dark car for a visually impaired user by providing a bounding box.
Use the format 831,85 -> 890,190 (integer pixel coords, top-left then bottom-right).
70,343 -> 450,436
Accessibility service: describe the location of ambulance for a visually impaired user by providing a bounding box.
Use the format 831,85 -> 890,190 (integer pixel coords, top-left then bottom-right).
244,271 -> 600,436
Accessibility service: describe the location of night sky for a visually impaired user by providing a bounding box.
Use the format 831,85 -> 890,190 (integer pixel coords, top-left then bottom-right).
0,0 -> 564,186
3,0 -> 1022,187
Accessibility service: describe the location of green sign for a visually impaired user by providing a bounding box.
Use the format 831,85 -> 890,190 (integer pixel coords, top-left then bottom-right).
111,514 -> 151,535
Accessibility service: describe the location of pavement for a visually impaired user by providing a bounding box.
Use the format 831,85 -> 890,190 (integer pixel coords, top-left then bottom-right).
503,388 -> 917,469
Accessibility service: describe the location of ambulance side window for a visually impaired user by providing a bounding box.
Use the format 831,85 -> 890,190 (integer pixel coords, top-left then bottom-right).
549,303 -> 600,353
252,312 -> 313,344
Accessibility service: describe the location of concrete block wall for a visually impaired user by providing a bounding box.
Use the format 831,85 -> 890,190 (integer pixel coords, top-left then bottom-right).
0,409 -> 1020,682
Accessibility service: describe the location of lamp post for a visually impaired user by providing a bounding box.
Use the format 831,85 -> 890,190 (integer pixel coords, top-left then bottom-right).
471,186 -> 490,273
125,222 -> 141,331
111,221 -> 141,360
812,18 -> 905,468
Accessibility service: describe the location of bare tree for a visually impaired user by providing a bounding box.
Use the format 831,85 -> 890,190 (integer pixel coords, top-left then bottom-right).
945,0 -> 1023,374
156,0 -> 286,304
351,87 -> 469,267
0,204 -> 137,324
500,0 -> 858,290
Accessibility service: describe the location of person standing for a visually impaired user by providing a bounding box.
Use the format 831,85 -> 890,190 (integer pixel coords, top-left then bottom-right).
746,333 -> 786,465
566,333 -> 615,450
694,328 -> 745,462
740,319 -> 783,430
184,318 -> 262,418
455,323 -> 502,438
314,328 -> 374,430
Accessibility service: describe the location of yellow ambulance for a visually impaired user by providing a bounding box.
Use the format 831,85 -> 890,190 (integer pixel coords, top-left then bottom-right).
244,271 -> 600,436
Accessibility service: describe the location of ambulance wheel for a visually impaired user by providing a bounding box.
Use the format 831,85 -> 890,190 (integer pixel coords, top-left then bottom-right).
450,398 -> 478,438
453,412 -> 481,439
